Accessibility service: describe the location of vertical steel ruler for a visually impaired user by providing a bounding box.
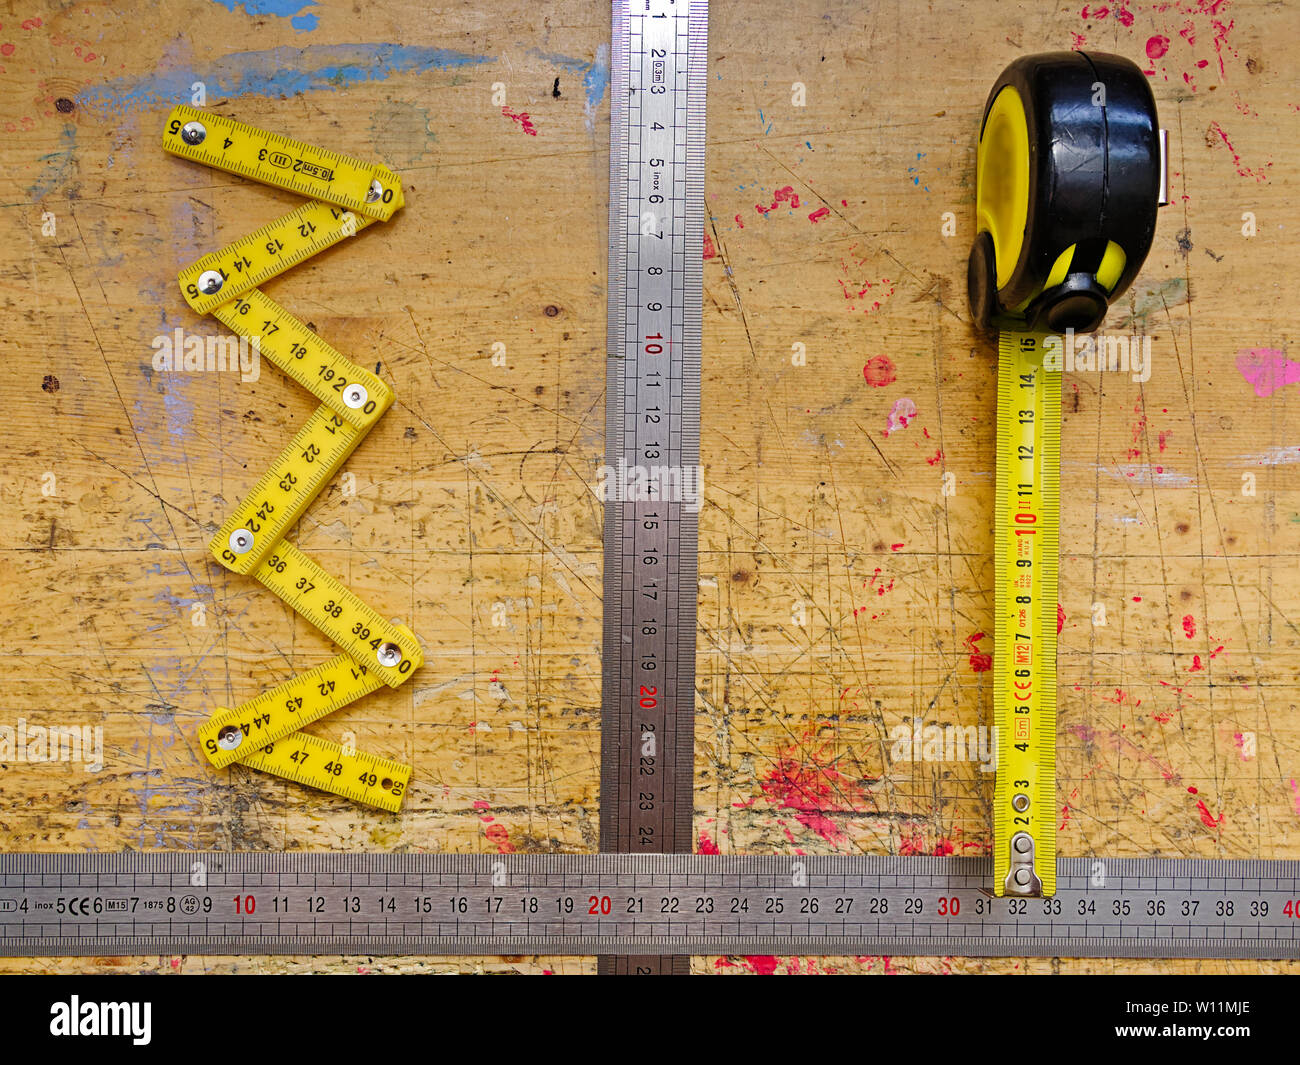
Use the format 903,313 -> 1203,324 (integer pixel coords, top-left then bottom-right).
600,0 -> 708,976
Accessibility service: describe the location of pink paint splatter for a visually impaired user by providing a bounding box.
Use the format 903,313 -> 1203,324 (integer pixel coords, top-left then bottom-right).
733,213 -> 744,229
925,448 -> 944,467
1189,654 -> 1204,672
1182,614 -> 1196,638
1146,34 -> 1170,59
862,355 -> 896,387
744,955 -> 780,975
890,542 -> 904,552
964,632 -> 992,673
0,43 -> 12,57
1290,779 -> 1300,817
703,233 -> 717,260
756,186 -> 800,215
884,396 -> 917,436
501,106 -> 537,135
1060,805 -> 1072,830
1195,800 -> 1223,830
1236,348 -> 1299,397
698,830 -> 720,854
808,206 -> 830,223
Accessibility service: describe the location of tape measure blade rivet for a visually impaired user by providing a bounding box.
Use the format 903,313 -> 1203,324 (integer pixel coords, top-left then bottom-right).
181,120 -> 206,145
198,269 -> 224,295
376,643 -> 402,668
343,385 -> 368,409
229,530 -> 254,555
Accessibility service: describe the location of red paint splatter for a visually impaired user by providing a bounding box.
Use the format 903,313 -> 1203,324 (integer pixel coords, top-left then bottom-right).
1189,654 -> 1204,672
1070,31 -> 1087,49
862,355 -> 896,387
1207,121 -> 1271,182
1195,800 -> 1223,830
1146,34 -> 1170,59
759,732 -> 871,845
485,823 -> 515,853
964,632 -> 992,673
1132,595 -> 1142,603
1057,604 -> 1066,635
1187,785 -> 1198,794
1060,805 -> 1072,830
702,233 -> 716,260
1158,430 -> 1170,452
756,186 -> 800,215
745,956 -> 780,975
890,542 -> 904,552
0,43 -> 12,57
21,17 -> 42,30
925,448 -> 944,466
501,106 -> 537,136
733,213 -> 744,229
808,206 -> 830,223
1182,615 -> 1196,638
697,830 -> 720,854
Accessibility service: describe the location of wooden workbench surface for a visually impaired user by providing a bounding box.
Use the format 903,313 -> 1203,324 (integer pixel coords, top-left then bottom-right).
1,0 -> 1297,974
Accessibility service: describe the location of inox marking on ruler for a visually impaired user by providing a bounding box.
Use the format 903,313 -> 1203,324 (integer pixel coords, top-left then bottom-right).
600,0 -> 707,976
2,854 -> 1299,959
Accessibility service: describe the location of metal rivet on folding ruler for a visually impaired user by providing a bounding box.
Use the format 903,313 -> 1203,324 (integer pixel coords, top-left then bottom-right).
181,120 -> 206,145
343,385 -> 369,409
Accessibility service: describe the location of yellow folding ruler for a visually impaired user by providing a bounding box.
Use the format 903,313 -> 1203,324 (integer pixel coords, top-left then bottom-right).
164,107 -> 421,810
968,54 -> 1166,893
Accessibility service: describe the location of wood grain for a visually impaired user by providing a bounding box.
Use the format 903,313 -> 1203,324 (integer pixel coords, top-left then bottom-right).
0,0 -> 1297,973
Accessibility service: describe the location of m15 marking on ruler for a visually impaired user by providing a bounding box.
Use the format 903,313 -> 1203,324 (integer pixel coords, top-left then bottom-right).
600,0 -> 708,976
2,854 -> 1298,959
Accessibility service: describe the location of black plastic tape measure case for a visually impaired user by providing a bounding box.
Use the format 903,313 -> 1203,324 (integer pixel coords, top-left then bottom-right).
968,51 -> 1161,334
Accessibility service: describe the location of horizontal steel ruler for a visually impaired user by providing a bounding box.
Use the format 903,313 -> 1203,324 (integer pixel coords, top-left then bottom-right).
599,0 -> 708,977
3,854 -> 1299,959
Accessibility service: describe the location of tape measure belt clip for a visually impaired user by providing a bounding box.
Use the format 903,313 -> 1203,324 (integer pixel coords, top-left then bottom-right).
969,51 -> 1162,334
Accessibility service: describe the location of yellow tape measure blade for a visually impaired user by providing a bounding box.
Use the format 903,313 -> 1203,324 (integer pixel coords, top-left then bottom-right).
237,732 -> 412,812
162,105 -> 404,220
198,652 -> 385,769
993,331 -> 1059,897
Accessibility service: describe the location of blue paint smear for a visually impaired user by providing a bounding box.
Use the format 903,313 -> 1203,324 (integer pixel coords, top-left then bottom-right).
209,0 -> 319,32
28,125 -> 77,200
78,42 -> 494,115
527,46 -> 611,111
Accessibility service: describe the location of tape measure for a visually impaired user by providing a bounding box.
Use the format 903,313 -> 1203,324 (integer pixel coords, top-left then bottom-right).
600,0 -> 708,975
177,199 -> 375,315
165,109 -> 420,809
969,53 -> 1166,895
4,853 -> 1299,959
163,105 -> 405,221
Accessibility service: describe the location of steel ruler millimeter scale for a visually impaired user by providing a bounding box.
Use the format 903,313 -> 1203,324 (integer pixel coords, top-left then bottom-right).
3,854 -> 1300,959
598,0 -> 707,975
